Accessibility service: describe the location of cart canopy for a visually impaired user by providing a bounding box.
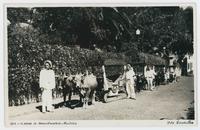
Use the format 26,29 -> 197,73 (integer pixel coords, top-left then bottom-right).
103,58 -> 126,66
132,52 -> 167,66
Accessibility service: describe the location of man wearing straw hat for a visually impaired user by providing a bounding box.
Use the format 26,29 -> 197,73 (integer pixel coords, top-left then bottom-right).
39,60 -> 55,113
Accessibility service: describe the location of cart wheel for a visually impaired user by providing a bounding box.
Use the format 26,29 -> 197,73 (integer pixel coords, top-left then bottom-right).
103,93 -> 109,103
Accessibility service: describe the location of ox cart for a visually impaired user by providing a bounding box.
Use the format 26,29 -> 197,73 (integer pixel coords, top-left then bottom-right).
132,52 -> 168,90
96,59 -> 127,103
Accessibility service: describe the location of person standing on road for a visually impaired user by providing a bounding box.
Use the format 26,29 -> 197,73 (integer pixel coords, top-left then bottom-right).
165,68 -> 170,84
122,64 -> 136,99
175,65 -> 181,82
151,66 -> 157,89
145,66 -> 154,91
39,60 -> 55,113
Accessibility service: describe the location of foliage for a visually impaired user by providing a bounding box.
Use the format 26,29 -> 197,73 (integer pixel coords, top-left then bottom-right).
7,8 -> 31,24
8,24 -> 127,106
7,7 -> 193,57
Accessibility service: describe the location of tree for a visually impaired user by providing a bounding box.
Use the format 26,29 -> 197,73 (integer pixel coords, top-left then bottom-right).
7,8 -> 31,24
7,7 -> 193,56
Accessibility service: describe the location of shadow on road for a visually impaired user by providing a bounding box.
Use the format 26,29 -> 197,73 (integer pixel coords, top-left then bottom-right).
36,100 -> 83,111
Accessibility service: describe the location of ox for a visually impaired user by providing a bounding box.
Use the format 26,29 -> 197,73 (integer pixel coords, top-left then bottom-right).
75,71 -> 98,109
59,72 -> 98,109
135,74 -> 147,92
59,74 -> 82,108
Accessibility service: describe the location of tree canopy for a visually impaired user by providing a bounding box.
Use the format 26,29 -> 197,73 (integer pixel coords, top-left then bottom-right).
7,7 -> 193,58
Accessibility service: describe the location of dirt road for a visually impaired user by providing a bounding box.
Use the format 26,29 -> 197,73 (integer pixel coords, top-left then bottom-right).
8,76 -> 194,120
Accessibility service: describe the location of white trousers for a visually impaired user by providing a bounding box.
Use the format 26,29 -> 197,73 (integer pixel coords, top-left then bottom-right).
42,89 -> 53,112
147,78 -> 153,90
126,80 -> 136,98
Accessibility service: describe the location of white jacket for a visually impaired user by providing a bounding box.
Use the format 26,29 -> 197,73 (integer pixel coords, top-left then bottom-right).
39,69 -> 56,90
145,70 -> 153,79
122,68 -> 135,84
150,69 -> 156,79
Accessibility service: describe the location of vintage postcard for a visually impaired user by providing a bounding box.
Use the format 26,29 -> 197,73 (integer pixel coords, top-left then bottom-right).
2,0 -> 199,128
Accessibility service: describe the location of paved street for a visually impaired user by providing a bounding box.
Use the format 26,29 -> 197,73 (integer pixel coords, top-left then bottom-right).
8,76 -> 194,120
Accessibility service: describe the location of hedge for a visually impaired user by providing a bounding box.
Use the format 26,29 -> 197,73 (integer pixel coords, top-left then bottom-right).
8,23 -> 128,106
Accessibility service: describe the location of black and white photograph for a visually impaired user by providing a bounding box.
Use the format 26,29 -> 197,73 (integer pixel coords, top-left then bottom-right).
3,1 -> 198,127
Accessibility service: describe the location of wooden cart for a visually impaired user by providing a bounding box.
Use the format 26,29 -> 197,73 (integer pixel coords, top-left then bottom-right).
100,59 -> 127,103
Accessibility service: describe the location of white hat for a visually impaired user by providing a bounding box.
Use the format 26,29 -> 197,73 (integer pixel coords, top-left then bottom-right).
44,60 -> 52,68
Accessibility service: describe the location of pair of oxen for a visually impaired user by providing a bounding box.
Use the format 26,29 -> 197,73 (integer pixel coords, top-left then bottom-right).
58,72 -> 98,109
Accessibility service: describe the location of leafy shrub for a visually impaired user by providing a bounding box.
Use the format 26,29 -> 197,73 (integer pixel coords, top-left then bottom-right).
8,24 -> 127,106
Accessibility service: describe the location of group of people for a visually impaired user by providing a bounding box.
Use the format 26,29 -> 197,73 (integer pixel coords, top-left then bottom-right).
39,60 -> 181,113
163,66 -> 182,84
120,64 -> 157,101
120,64 -> 182,101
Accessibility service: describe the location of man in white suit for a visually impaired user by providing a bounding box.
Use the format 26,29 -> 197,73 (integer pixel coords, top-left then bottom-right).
122,64 -> 136,99
39,60 -> 55,113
